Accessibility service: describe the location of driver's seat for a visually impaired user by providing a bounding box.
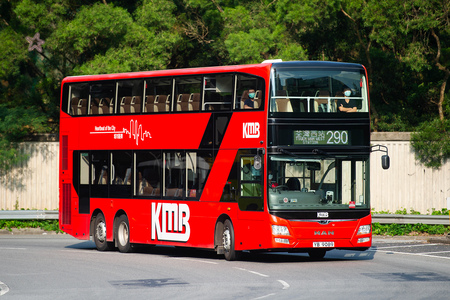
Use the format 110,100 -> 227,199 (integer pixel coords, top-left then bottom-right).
286,178 -> 301,191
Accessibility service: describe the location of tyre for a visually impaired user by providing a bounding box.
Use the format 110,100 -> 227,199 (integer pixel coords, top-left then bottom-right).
115,214 -> 132,253
93,213 -> 113,251
222,219 -> 240,261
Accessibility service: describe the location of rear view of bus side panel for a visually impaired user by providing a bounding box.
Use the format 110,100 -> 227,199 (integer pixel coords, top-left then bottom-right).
60,118 -> 91,240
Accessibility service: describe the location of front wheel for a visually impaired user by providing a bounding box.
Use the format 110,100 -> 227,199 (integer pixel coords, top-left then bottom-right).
223,219 -> 240,261
115,214 -> 132,253
93,213 -> 113,251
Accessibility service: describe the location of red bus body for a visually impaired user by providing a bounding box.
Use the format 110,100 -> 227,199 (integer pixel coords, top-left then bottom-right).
59,61 -> 372,259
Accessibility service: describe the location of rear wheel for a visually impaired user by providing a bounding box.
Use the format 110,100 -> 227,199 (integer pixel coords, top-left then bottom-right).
115,214 -> 132,253
93,213 -> 112,251
223,219 -> 240,261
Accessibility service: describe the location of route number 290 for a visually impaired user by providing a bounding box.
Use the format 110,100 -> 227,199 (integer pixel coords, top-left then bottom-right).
326,130 -> 348,145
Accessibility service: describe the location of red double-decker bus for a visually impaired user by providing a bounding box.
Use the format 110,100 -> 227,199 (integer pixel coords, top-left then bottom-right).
59,61 -> 388,260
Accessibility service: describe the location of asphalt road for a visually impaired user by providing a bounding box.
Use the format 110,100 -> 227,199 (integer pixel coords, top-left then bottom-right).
1,234 -> 449,299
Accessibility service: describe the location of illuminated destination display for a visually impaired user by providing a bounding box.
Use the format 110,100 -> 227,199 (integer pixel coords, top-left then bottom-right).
294,130 -> 349,145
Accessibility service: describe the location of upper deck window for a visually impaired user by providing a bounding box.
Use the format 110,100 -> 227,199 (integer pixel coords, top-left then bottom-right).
235,74 -> 265,110
63,72 -> 265,116
269,68 -> 368,115
175,76 -> 202,112
118,80 -> 144,114
67,82 -> 116,116
144,77 -> 172,113
203,74 -> 233,111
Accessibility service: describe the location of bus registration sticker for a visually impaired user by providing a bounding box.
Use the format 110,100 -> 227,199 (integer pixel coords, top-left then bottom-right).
313,242 -> 335,248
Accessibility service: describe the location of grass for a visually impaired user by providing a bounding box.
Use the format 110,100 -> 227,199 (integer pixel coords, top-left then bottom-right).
0,220 -> 61,233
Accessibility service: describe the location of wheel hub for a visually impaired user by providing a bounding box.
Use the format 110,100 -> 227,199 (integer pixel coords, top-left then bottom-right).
96,221 -> 107,243
118,222 -> 129,246
223,228 -> 231,252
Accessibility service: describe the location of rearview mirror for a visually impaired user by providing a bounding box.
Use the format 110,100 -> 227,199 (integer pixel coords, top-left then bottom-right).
371,145 -> 390,170
253,155 -> 262,170
382,155 -> 390,170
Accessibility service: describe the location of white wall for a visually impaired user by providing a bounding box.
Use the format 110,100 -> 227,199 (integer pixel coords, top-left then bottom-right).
0,139 -> 59,210
371,132 -> 450,214
1,133 -> 449,213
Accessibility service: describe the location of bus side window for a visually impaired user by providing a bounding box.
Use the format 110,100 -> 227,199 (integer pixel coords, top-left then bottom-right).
186,151 -> 212,199
136,151 -> 162,197
68,83 -> 89,115
110,151 -> 133,198
235,74 -> 265,110
175,76 -> 202,112
164,152 -> 185,198
117,80 -> 144,114
238,153 -> 263,211
204,74 -> 233,111
145,78 -> 172,114
91,83 -> 115,115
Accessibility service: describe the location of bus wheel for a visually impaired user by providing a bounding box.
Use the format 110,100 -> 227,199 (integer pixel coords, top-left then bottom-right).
115,214 -> 132,253
223,219 -> 239,261
93,213 -> 112,251
308,250 -> 327,260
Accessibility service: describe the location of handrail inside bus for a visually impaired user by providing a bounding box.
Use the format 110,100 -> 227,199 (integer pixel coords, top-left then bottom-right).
271,96 -> 364,113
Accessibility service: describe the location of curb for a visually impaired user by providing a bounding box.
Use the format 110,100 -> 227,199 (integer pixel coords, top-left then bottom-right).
0,228 -> 60,235
428,235 -> 450,245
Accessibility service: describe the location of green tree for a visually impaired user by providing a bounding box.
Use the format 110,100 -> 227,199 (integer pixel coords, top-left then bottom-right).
411,119 -> 450,168
0,0 -> 449,170
0,0 -> 182,171
222,1 -> 308,64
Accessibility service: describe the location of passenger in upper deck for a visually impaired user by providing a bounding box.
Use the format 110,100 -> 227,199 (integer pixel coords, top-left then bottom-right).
244,89 -> 256,109
337,87 -> 357,113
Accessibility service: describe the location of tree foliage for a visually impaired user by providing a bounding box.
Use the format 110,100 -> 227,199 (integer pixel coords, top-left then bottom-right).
0,0 -> 449,169
411,119 -> 450,168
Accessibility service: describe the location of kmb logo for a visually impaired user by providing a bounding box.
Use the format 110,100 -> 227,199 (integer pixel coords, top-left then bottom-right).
243,122 -> 260,138
151,203 -> 190,242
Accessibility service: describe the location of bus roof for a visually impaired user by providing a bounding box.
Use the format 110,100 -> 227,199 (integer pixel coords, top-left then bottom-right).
62,63 -> 271,84
61,61 -> 364,84
271,61 -> 364,70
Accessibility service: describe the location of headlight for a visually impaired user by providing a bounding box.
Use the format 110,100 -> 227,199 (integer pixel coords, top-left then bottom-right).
358,237 -> 370,243
274,238 -> 290,244
272,225 -> 290,236
357,225 -> 371,235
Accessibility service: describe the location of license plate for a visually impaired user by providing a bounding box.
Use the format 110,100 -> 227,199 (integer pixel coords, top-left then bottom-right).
313,241 -> 335,248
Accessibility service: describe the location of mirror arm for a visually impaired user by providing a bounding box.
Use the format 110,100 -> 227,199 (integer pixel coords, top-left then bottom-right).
371,144 -> 390,170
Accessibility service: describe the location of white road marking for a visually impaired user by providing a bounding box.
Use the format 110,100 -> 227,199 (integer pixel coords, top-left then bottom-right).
234,267 -> 269,278
170,257 -> 218,265
417,251 -> 450,255
277,279 -> 290,290
374,243 -> 438,249
253,293 -> 276,300
370,249 -> 450,260
0,247 -> 26,250
0,281 -> 9,296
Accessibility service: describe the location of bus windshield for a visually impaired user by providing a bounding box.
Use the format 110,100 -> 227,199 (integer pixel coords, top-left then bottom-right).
270,68 -> 368,114
268,155 -> 369,210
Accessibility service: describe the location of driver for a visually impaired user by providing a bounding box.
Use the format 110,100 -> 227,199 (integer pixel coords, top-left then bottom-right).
269,171 -> 278,188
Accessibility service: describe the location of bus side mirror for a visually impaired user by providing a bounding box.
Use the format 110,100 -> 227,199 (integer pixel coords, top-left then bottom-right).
371,144 -> 390,170
253,148 -> 265,170
381,155 -> 390,170
254,155 -> 262,170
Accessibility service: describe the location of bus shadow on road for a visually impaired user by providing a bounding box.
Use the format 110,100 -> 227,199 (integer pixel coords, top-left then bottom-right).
238,249 -> 376,263
65,241 -> 376,262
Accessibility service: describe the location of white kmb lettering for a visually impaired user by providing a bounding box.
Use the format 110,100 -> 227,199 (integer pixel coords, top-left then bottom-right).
151,203 -> 190,242
243,122 -> 260,138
